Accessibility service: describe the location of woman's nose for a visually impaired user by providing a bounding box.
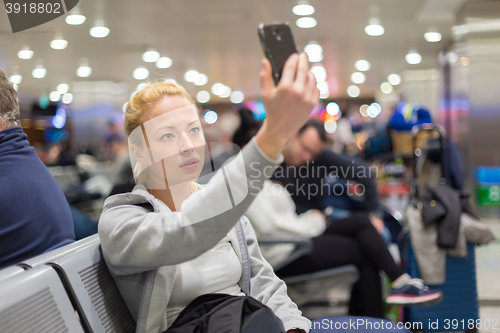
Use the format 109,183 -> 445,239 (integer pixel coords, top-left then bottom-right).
180,132 -> 195,153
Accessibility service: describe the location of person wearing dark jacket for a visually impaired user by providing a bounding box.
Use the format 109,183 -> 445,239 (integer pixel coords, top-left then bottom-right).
0,67 -> 75,269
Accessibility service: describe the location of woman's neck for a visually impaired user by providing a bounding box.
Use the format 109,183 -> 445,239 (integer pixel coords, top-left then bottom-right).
148,182 -> 193,211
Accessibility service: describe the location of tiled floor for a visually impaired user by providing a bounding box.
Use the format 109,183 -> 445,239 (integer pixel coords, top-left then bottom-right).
300,218 -> 500,332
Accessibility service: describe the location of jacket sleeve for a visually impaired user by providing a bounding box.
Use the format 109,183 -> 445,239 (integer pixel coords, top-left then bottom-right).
242,217 -> 311,333
319,150 -> 379,213
98,138 -> 283,276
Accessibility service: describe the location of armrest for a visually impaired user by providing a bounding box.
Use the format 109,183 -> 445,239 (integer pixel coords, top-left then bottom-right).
257,237 -> 313,271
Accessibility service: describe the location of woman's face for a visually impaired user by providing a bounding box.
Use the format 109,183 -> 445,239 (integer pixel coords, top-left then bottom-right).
132,96 -> 206,188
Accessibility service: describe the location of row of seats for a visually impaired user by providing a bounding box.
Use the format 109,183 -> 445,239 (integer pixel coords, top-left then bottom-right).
0,235 -> 135,333
0,234 -> 360,333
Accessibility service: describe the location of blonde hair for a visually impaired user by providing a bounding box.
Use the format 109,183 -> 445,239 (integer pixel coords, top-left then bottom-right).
124,82 -> 194,138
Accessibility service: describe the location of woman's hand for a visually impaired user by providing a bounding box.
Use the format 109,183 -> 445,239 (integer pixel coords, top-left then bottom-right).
256,53 -> 319,159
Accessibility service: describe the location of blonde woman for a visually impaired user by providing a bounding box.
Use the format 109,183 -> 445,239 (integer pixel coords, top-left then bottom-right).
98,54 -> 319,333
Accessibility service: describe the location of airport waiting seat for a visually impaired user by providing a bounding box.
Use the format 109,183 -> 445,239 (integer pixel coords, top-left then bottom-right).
0,265 -> 25,282
19,235 -> 136,333
258,237 -> 359,307
0,266 -> 84,333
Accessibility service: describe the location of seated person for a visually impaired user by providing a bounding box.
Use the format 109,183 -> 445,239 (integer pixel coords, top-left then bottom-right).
0,67 -> 75,269
234,120 -> 442,319
98,54 -> 318,333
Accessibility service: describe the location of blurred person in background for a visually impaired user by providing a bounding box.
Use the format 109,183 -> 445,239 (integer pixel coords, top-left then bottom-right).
234,118 -> 443,318
46,140 -> 77,166
0,67 -> 75,269
331,115 -> 357,155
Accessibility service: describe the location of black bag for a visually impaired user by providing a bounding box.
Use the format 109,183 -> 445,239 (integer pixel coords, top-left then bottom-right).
164,294 -> 285,333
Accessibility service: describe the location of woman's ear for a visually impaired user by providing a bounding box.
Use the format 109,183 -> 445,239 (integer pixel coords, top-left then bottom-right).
131,143 -> 150,166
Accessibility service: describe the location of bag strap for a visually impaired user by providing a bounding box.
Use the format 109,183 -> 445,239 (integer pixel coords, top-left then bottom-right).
411,124 -> 446,199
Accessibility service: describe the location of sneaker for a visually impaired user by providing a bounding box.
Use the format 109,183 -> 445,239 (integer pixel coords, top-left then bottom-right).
386,278 -> 443,306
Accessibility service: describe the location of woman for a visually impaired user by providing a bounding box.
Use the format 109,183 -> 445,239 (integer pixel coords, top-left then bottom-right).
98,54 -> 318,333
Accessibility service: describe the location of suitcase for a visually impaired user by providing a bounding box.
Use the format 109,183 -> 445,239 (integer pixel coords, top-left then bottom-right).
402,125 -> 479,333
403,235 -> 479,333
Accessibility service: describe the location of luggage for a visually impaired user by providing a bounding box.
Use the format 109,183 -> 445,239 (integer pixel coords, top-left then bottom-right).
402,125 -> 480,333
403,235 -> 479,333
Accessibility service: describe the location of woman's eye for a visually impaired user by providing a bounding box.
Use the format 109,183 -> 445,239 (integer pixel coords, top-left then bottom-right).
162,133 -> 174,140
190,127 -> 200,134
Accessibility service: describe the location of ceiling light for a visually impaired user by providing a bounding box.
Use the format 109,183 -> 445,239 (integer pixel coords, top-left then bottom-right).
12,84 -> 18,91
197,91 -> 210,103
317,81 -> 330,99
194,74 -> 208,86
18,46 -> 33,60
164,78 -> 177,84
370,102 -> 382,114
230,91 -> 245,104
66,14 -> 86,25
156,57 -> 173,69
424,31 -> 442,43
32,65 -> 46,79
219,86 -> 232,98
184,70 -> 199,83
211,83 -> 225,96
347,85 -> 360,98
9,74 -> 22,85
204,110 -> 218,124
317,81 -> 329,94
354,60 -> 371,71
311,65 -> 327,82
142,49 -> 160,63
292,4 -> 315,16
296,17 -> 317,29
133,66 -> 149,80
324,121 -> 337,134
327,102 -> 339,115
62,93 -> 73,104
49,91 -> 61,102
405,51 -> 422,64
76,65 -> 92,77
304,42 -> 323,62
380,82 -> 393,94
57,83 -> 69,94
359,104 -> 369,117
365,18 -> 384,36
387,74 -> 401,85
77,59 -> 92,77
136,83 -> 148,91
367,104 -> 380,118
90,21 -> 110,38
350,72 -> 366,84
50,37 -> 68,50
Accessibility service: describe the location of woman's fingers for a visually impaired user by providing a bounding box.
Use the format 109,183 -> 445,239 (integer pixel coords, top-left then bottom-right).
305,71 -> 319,104
293,53 -> 309,90
279,53 -> 299,87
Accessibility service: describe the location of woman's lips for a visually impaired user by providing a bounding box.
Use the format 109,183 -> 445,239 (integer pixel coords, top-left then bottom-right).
180,159 -> 199,170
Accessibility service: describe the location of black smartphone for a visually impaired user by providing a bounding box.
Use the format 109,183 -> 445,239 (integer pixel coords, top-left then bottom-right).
258,23 -> 298,86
